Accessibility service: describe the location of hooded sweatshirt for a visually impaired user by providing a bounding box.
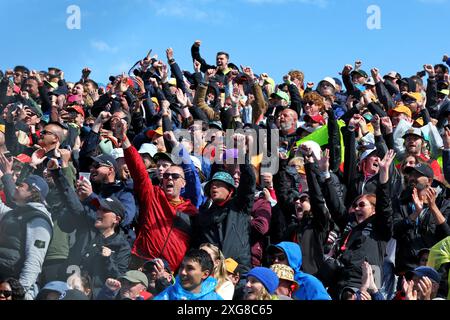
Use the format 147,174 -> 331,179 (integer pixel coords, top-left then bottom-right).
275,242 -> 331,300
153,276 -> 223,300
0,202 -> 53,300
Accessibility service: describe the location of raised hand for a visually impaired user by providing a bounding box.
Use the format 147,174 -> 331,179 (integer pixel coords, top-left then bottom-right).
412,187 -> 424,214
82,67 -> 91,79
193,59 -> 201,73
423,64 -> 435,77
166,47 -> 174,62
417,276 -> 433,300
317,148 -> 330,173
176,88 -> 188,107
378,149 -> 396,184
205,69 -> 217,82
403,279 -> 418,300
425,187 -> 438,210
0,152 -> 13,175
30,148 -> 47,169
342,64 -> 353,75
105,278 -> 121,292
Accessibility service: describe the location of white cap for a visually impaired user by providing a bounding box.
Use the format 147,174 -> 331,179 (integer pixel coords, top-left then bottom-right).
110,148 -> 124,160
365,77 -> 376,86
319,77 -> 337,90
359,147 -> 377,162
138,143 -> 157,157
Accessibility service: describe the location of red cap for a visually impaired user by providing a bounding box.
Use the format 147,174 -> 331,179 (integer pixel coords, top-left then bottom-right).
68,105 -> 85,117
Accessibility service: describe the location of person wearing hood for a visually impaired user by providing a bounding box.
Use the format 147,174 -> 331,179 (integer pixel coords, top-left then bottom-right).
154,249 -> 223,300
266,242 -> 330,300
0,163 -> 53,300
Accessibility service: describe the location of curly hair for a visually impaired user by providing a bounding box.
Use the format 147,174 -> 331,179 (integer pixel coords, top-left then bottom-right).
288,70 -> 304,84
303,91 -> 325,110
0,278 -> 25,300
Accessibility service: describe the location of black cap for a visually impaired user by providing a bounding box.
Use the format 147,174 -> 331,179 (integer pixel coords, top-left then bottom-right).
91,154 -> 118,172
91,196 -> 125,219
59,289 -> 88,300
350,69 -> 368,78
404,163 -> 434,179
143,258 -> 172,274
152,152 -> 174,164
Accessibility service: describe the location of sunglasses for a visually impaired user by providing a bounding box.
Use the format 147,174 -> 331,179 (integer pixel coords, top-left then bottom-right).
267,252 -> 287,263
41,130 -> 57,137
352,201 -> 369,209
304,101 -> 314,106
92,162 -> 113,169
162,172 -> 184,180
0,290 -> 12,298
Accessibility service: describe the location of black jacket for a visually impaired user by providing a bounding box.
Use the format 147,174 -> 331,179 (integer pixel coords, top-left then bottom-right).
325,179 -> 393,296
191,159 -> 256,270
393,186 -> 450,274
285,162 -> 330,277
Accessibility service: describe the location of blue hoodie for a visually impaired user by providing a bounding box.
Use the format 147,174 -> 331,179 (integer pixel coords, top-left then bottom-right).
153,276 -> 223,300
275,242 -> 331,300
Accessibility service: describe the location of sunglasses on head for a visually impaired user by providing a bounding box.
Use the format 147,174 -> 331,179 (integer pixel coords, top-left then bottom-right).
163,172 -> 184,180
0,290 -> 12,298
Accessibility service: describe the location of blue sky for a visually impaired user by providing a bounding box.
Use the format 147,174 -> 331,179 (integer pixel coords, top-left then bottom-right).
1,0 -> 449,86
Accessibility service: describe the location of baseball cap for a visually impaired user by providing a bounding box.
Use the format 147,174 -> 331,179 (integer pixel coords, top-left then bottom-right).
110,148 -> 124,160
91,154 -> 118,171
318,77 -> 337,90
67,105 -> 85,118
402,127 -> 423,139
384,71 -> 399,79
359,147 -> 378,162
90,196 -> 126,219
143,258 -> 172,274
402,92 -> 423,104
270,90 -> 290,103
388,104 -> 412,118
24,175 -> 49,201
153,152 -> 174,164
351,69 -> 369,78
119,270 -> 149,288
146,127 -> 163,139
364,77 -> 376,86
41,281 -> 69,295
409,266 -> 440,283
138,143 -> 158,158
225,258 -> 239,274
404,163 -> 434,179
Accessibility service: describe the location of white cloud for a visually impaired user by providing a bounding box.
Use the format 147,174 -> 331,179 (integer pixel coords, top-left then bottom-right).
245,0 -> 328,8
91,40 -> 118,53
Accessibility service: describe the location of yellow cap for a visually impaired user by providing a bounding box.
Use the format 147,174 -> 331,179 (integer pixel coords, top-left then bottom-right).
389,104 -> 412,118
225,258 -> 239,274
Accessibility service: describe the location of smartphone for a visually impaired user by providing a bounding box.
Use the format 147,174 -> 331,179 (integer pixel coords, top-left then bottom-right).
79,172 -> 91,184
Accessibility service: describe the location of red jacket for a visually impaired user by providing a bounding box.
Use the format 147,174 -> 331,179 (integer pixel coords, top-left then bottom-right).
124,145 -> 198,272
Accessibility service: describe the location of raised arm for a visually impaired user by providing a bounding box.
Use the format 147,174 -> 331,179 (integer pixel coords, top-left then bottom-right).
375,149 -> 395,240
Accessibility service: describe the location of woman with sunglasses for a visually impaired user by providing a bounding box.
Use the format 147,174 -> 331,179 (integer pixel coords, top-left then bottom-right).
0,278 -> 25,300
320,149 -> 396,300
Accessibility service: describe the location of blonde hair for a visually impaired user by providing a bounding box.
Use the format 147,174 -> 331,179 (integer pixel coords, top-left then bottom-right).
200,243 -> 228,289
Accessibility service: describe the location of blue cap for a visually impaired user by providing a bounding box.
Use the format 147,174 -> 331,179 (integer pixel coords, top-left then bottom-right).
24,175 -> 49,201
411,266 -> 440,283
246,267 -> 279,294
41,281 -> 69,295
